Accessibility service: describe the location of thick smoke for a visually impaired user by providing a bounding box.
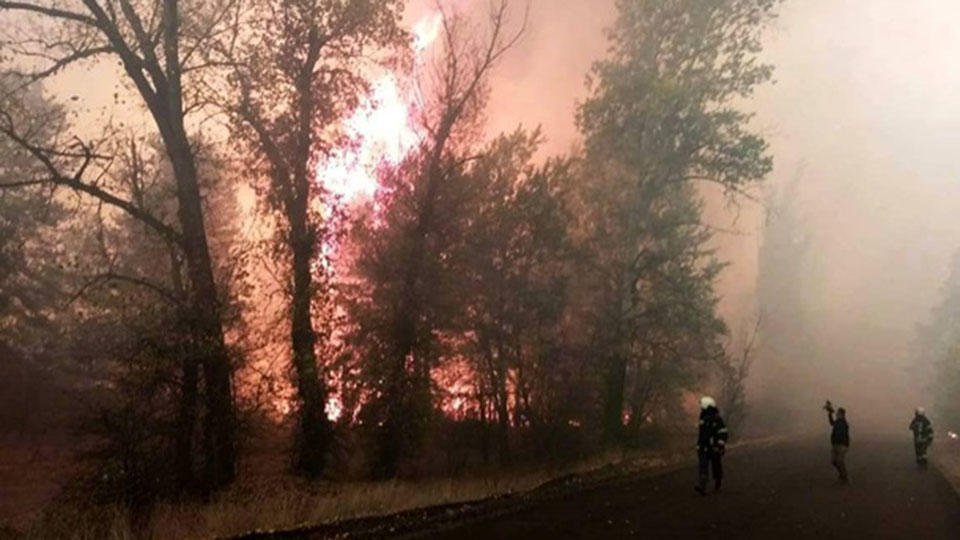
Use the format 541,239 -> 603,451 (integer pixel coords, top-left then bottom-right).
478,0 -> 960,434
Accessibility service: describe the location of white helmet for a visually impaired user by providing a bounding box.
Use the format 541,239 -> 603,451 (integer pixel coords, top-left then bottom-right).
700,396 -> 716,410
916,407 -> 926,415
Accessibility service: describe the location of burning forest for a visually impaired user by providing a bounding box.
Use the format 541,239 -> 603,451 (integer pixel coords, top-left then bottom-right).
5,0 -> 960,538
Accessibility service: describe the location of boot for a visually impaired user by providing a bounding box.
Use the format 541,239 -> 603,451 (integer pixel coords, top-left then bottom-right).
694,480 -> 707,496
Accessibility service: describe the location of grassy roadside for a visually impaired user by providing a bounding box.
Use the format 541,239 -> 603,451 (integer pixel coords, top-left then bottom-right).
233,435 -> 791,540
6,435 -> 787,539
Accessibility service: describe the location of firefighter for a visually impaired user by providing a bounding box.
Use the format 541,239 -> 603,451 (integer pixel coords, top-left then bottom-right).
695,396 -> 729,495
824,400 -> 849,483
909,407 -> 934,466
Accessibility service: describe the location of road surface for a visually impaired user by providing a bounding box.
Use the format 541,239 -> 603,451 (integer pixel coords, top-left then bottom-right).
415,436 -> 960,539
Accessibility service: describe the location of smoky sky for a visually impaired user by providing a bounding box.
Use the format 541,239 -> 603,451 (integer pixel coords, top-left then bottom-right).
753,0 -> 960,420
479,0 -> 960,427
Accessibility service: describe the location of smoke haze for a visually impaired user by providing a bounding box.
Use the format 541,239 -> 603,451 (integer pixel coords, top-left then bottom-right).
9,0 -> 960,446
477,0 -> 960,432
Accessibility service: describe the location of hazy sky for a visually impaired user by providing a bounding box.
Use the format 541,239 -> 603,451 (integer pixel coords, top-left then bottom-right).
755,1 -> 960,373
476,0 -> 960,422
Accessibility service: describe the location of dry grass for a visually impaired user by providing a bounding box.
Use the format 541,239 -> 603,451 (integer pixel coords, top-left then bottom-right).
8,435 -> 786,539
11,443 -> 692,540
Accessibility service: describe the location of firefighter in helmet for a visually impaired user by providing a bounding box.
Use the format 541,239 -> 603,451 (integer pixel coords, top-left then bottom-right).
909,407 -> 934,466
695,396 -> 729,495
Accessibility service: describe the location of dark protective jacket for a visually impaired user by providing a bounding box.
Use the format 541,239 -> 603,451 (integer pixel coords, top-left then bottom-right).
697,406 -> 729,455
910,414 -> 933,443
829,412 -> 850,446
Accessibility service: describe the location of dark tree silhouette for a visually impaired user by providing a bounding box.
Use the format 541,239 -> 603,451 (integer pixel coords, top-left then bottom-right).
0,0 -> 244,492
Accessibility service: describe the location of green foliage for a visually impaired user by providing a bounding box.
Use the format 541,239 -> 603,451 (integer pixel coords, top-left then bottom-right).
578,0 -> 777,192
574,0 -> 778,438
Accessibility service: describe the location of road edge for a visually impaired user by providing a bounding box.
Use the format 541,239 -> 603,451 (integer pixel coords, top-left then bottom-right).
933,442 -> 960,496
231,435 -> 793,539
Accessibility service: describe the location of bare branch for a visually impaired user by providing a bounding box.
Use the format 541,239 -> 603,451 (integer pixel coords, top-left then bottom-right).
0,112 -> 183,246
8,45 -> 113,86
96,271 -> 183,305
0,1 -> 97,25
0,179 -> 44,188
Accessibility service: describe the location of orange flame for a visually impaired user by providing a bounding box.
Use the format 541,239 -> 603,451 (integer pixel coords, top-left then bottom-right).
319,9 -> 445,201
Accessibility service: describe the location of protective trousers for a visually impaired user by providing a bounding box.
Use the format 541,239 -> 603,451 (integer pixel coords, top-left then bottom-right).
698,452 -> 723,491
831,444 -> 848,481
915,439 -> 930,465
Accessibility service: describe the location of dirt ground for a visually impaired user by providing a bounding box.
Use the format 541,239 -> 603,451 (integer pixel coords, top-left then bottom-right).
405,436 -> 960,539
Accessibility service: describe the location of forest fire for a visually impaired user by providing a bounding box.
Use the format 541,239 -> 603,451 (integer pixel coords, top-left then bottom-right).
14,0 -> 960,538
319,10 -> 443,201
304,7 -> 470,423
319,74 -> 418,200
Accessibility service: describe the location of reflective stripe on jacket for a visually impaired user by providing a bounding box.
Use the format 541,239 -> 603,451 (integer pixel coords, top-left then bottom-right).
697,407 -> 728,454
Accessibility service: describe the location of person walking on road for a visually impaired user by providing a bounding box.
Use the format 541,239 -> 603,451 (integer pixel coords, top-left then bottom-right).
824,400 -> 849,483
695,396 -> 729,495
909,407 -> 934,467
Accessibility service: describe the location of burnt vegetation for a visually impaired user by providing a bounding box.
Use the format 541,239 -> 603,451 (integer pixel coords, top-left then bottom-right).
0,0 -> 780,534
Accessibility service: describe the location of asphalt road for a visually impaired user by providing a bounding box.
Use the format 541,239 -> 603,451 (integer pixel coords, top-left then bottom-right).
416,437 -> 960,539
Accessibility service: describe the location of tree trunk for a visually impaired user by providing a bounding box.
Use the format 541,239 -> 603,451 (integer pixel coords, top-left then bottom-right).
174,350 -> 199,493
168,245 -> 198,494
602,353 -> 627,443
493,342 -> 511,465
375,192 -> 432,478
287,196 -> 330,476
478,390 -> 490,464
164,132 -> 236,491
374,84 -> 462,479
283,30 -> 334,477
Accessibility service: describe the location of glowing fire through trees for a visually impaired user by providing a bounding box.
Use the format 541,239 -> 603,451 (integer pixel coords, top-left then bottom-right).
302,8 -> 449,422
318,75 -> 418,200
318,11 -> 444,201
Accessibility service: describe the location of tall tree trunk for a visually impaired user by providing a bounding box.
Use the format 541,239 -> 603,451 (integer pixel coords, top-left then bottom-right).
166,132 -> 236,492
493,342 -> 511,465
169,0 -> 235,491
602,353 -> 627,443
373,57 -> 480,477
284,29 -> 333,477
175,350 -> 199,493
478,390 -> 490,464
601,271 -> 631,444
168,245 -> 198,494
287,194 -> 330,476
375,310 -> 418,479
375,170 -> 437,478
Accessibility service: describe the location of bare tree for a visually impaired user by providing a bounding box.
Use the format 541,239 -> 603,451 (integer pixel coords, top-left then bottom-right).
0,0 -> 243,492
718,316 -> 761,431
